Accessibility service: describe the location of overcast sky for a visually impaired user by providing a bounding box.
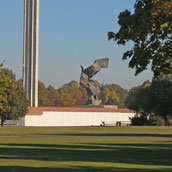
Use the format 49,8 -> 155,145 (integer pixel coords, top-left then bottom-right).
0,0 -> 153,89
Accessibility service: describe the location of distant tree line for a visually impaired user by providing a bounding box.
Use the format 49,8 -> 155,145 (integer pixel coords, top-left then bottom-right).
0,64 -> 129,126
38,80 -> 128,108
1,64 -> 172,126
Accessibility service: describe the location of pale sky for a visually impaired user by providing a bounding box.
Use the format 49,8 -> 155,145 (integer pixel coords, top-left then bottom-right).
0,0 -> 153,89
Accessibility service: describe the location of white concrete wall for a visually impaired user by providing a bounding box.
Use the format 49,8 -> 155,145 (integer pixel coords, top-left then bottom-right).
20,111 -> 135,126
18,117 -> 25,126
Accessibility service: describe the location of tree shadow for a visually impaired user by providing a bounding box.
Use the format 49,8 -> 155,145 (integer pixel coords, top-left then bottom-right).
0,166 -> 171,172
38,133 -> 172,138
0,141 -> 172,168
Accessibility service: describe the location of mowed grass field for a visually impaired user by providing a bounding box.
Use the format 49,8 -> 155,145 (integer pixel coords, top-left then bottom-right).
0,126 -> 172,172
1,126 -> 172,136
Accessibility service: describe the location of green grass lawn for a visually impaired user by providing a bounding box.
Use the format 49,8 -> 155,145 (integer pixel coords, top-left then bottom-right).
0,127 -> 172,172
0,126 -> 172,136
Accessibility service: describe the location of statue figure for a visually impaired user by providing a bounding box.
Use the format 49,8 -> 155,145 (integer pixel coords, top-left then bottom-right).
80,58 -> 109,105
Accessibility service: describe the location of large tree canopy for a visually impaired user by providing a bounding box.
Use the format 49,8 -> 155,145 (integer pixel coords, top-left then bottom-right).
108,0 -> 172,76
38,81 -> 128,107
148,75 -> 172,125
0,67 -> 28,126
125,80 -> 151,111
126,76 -> 172,126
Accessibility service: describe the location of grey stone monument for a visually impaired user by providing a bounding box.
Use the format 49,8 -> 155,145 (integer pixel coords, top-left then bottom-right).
23,0 -> 39,107
80,58 -> 109,105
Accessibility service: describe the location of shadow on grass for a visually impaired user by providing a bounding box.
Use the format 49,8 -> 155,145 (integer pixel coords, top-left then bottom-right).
37,133 -> 172,138
0,141 -> 172,168
0,166 -> 171,172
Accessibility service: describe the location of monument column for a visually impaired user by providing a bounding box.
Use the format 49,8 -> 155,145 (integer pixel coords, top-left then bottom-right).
23,0 -> 39,107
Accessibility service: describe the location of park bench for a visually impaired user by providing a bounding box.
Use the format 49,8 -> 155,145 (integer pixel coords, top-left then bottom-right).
100,121 -> 117,126
116,121 -> 131,126
100,121 -> 131,126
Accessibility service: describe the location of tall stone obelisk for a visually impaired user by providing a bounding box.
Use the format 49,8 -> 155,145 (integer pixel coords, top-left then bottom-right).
23,0 -> 39,107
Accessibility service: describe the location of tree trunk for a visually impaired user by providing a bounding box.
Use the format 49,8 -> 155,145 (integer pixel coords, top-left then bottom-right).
1,118 -> 4,127
164,116 -> 169,126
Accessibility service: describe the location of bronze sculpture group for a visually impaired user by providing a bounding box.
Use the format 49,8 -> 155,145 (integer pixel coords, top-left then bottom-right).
80,58 -> 109,105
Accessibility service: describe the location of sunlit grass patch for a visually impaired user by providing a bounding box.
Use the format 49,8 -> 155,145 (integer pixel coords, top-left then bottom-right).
0,126 -> 172,136
0,137 -> 172,172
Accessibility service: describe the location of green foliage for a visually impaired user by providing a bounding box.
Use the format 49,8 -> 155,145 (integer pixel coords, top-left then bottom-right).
148,75 -> 172,125
47,85 -> 60,106
0,67 -> 28,126
98,84 -> 128,107
130,113 -> 150,126
38,81 -> 88,107
38,81 -> 129,107
130,113 -> 166,126
38,82 -> 62,107
149,116 -> 166,126
108,0 -> 172,76
57,81 -> 88,106
99,86 -> 119,105
127,76 -> 172,126
101,84 -> 128,107
125,80 -> 151,110
38,81 -> 52,106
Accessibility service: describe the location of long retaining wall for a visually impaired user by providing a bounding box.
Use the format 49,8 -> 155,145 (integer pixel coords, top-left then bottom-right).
19,107 -> 135,127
